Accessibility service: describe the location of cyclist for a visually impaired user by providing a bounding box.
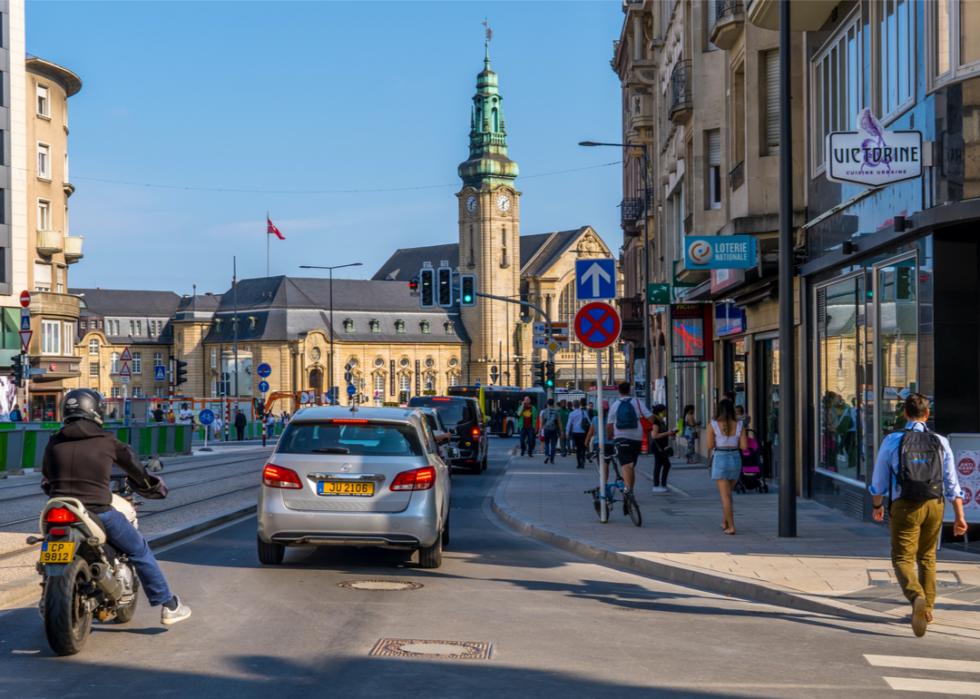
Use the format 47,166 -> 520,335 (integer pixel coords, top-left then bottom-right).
606,381 -> 653,497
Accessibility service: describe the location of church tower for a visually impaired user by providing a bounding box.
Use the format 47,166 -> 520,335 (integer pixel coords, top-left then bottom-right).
457,42 -> 521,385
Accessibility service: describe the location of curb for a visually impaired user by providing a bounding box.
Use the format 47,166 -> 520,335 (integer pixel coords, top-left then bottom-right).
489,471 -> 980,640
0,505 -> 256,611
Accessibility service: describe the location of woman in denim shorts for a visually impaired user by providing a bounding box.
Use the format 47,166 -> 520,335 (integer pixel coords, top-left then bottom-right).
706,399 -> 747,535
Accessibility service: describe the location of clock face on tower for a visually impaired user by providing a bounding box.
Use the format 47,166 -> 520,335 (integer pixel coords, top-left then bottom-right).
465,195 -> 478,214
496,194 -> 512,213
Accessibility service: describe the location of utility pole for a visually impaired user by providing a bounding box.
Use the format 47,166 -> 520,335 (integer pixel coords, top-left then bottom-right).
232,257 -> 240,427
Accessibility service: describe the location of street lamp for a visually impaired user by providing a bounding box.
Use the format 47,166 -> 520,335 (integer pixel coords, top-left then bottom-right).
579,140 -> 652,408
299,262 -> 363,402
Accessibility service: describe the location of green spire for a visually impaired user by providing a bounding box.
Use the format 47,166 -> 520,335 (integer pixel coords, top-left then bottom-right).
458,44 -> 518,188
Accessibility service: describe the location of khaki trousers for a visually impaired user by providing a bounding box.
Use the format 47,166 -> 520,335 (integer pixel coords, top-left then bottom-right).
889,498 -> 944,609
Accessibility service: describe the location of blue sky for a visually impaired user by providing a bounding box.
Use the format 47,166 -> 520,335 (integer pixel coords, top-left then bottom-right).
27,0 -> 623,293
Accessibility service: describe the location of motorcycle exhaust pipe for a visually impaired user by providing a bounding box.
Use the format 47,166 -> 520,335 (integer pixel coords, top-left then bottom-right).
89,562 -> 123,600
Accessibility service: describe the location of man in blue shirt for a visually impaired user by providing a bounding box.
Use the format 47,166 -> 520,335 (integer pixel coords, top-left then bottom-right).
869,393 -> 967,637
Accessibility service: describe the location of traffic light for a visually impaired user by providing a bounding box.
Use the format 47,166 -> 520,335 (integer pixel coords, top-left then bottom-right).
11,354 -> 23,386
534,360 -> 546,387
437,266 -> 453,307
545,361 -> 556,388
459,274 -> 476,306
175,359 -> 188,387
419,268 -> 435,308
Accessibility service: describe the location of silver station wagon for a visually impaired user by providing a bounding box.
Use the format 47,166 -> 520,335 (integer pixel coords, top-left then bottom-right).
257,406 -> 451,568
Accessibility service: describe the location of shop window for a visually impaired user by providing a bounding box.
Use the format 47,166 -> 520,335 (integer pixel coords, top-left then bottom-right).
811,10 -> 862,173
876,255 -> 918,443
815,275 -> 865,482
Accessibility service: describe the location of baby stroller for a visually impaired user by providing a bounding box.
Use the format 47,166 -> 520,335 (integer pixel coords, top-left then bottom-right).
735,428 -> 769,493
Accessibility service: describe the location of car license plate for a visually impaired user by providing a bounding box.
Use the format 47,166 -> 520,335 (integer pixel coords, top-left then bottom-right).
317,481 -> 374,497
39,541 -> 75,564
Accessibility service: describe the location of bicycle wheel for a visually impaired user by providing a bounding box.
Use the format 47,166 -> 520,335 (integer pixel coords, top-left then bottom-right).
626,492 -> 642,527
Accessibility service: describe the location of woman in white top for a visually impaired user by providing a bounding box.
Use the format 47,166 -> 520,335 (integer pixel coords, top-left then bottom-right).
706,399 -> 748,535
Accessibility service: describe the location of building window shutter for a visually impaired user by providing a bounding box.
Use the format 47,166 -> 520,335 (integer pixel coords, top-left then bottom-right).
765,49 -> 780,153
707,130 -> 721,167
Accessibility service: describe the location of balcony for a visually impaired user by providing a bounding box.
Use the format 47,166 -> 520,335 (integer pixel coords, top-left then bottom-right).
746,0 -> 836,30
63,181 -> 75,197
621,198 -> 644,225
64,235 -> 84,263
617,295 -> 645,345
30,290 -> 81,320
36,229 -> 64,256
729,160 -> 745,191
669,60 -> 692,124
710,0 -> 744,50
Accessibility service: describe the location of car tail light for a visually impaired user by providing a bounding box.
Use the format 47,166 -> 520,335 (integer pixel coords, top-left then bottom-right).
432,397 -> 451,402
471,426 -> 481,438
262,464 -> 303,489
390,466 -> 436,491
45,507 -> 79,524
48,527 -> 67,536
330,418 -> 368,425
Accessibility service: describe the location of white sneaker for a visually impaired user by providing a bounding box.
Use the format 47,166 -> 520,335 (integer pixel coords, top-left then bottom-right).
161,595 -> 192,626
651,486 -> 669,494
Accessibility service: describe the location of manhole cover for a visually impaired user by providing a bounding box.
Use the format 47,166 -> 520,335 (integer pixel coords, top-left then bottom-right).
338,579 -> 423,592
370,638 -> 492,660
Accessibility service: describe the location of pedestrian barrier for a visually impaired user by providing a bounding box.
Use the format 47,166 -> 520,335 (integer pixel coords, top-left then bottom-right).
0,422 -> 193,475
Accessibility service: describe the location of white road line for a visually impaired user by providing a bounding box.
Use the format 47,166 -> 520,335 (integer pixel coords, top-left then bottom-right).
865,654 -> 980,674
883,677 -> 980,695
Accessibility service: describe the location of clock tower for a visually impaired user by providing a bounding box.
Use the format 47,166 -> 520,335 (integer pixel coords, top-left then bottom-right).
457,44 -> 521,385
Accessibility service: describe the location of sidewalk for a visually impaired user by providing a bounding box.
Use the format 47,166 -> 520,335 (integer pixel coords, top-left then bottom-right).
492,449 -> 980,639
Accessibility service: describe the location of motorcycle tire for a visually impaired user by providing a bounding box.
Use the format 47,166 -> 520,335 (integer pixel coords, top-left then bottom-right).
43,558 -> 94,656
114,570 -> 140,624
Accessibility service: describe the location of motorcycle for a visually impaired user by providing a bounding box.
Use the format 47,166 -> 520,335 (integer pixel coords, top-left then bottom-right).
28,460 -> 165,656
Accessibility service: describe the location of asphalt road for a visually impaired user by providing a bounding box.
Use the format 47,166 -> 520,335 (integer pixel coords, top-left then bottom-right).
2,439 -> 980,698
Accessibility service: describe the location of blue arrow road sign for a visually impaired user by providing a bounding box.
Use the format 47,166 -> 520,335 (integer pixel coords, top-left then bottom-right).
575,258 -> 616,301
154,365 -> 166,381
346,383 -> 357,396
258,380 -> 270,393
256,362 -> 272,378
199,409 -> 215,426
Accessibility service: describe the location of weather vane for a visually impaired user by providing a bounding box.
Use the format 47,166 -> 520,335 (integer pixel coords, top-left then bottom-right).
482,18 -> 493,45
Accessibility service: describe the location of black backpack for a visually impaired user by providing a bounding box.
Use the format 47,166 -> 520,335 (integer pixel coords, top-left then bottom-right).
896,429 -> 944,502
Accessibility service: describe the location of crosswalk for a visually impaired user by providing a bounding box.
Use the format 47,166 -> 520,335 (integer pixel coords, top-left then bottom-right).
864,654 -> 980,695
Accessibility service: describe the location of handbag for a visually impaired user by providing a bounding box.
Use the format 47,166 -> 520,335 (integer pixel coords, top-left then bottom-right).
636,399 -> 654,433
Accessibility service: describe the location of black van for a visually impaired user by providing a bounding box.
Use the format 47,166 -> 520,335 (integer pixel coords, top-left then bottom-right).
408,396 -> 488,473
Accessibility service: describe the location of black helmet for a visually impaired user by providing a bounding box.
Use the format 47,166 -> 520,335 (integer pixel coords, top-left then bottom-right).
62,388 -> 105,425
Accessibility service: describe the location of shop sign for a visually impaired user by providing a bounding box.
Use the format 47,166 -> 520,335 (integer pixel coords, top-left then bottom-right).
670,303 -> 714,363
826,109 -> 922,187
711,268 -> 744,295
715,303 -> 746,337
647,283 -> 671,304
684,236 -> 757,270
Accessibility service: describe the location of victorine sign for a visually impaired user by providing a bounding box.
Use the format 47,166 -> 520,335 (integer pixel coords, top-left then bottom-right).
826,109 -> 922,187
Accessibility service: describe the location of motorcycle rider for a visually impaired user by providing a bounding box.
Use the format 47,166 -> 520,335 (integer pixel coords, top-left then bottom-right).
41,389 -> 191,625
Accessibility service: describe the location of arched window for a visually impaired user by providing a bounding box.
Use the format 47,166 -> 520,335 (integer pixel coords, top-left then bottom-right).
492,107 -> 499,131
373,372 -> 385,397
399,373 -> 411,393
448,372 -> 460,387
88,339 -> 99,355
424,373 -> 435,392
558,282 -> 578,329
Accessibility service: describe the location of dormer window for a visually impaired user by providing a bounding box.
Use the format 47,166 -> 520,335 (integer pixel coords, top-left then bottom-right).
395,320 -> 406,334
444,321 -> 454,335
214,319 -> 222,330
420,321 -> 430,334
369,319 -> 380,334
248,316 -> 257,330
343,318 -> 354,333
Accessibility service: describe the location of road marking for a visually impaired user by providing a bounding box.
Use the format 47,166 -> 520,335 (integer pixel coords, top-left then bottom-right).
882,677 -> 980,695
865,654 -> 980,673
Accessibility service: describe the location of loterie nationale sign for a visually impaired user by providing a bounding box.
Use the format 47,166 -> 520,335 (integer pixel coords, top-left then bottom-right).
826,108 -> 922,187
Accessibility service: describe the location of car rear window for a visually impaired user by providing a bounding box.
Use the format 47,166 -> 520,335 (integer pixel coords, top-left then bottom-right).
408,398 -> 472,427
278,422 -> 424,456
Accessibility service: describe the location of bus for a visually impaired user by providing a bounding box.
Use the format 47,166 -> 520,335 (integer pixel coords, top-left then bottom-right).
448,385 -> 546,436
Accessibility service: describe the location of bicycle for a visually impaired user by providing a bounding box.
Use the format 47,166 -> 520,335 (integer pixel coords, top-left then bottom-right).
584,441 -> 642,527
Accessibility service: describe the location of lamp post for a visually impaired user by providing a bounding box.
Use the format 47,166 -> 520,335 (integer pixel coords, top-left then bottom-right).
299,262 -> 363,402
579,140 -> 651,408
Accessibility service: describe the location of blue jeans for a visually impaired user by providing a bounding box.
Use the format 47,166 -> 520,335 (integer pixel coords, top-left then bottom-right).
97,509 -> 173,606
520,426 -> 536,456
543,429 -> 559,459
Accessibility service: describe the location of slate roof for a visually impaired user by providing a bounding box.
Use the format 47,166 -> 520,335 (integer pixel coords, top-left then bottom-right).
205,276 -> 467,344
371,228 -> 589,282
72,288 -> 182,317
177,293 -> 222,312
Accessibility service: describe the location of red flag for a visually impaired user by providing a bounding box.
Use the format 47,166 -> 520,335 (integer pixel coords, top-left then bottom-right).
266,216 -> 285,240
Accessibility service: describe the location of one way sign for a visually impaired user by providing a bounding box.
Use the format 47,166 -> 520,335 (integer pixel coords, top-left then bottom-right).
575,258 -> 616,301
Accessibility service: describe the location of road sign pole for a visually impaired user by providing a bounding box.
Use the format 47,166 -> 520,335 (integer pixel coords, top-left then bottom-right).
597,350 -> 607,523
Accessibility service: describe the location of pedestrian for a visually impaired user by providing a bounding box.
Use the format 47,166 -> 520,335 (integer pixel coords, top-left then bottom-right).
234,408 -> 247,441
539,399 -> 563,464
606,382 -> 653,498
212,415 -> 223,441
707,398 -> 747,535
650,404 -> 676,493
683,404 -> 700,463
869,393 -> 967,637
9,403 -> 22,422
558,400 -> 571,457
166,407 -> 175,424
566,399 -> 592,469
515,396 -> 539,457
266,411 -> 276,436
151,404 -> 164,423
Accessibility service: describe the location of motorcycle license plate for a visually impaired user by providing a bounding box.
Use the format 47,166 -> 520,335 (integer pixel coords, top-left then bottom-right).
317,481 -> 374,497
39,541 -> 75,564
